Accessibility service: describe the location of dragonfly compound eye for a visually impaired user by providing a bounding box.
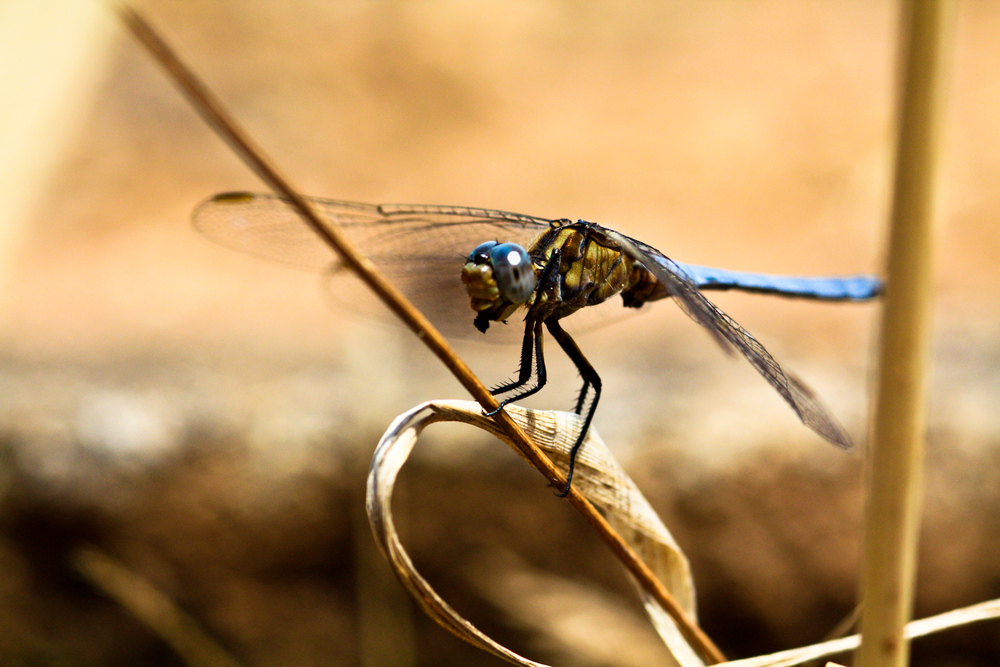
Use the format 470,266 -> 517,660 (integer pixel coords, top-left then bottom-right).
467,241 -> 498,265
489,243 -> 536,304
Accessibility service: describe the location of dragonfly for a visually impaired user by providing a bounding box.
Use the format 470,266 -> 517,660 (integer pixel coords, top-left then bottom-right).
194,192 -> 882,495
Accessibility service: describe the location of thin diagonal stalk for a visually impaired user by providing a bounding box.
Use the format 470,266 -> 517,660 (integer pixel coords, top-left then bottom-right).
118,7 -> 725,664
858,1 -> 954,666
73,547 -> 245,667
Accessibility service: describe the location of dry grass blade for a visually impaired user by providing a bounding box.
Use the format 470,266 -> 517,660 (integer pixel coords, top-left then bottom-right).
72,547 -> 245,667
117,6 -> 723,663
717,598 -> 1000,667
367,400 -> 704,667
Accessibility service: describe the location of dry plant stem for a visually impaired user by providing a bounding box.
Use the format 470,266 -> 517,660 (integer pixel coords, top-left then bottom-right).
118,7 -> 725,664
73,547 -> 245,667
858,1 -> 954,666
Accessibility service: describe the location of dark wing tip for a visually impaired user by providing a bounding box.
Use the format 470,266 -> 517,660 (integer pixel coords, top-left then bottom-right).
211,191 -> 257,202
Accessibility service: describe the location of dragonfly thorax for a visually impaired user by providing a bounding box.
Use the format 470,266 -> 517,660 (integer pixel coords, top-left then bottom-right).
527,225 -> 642,319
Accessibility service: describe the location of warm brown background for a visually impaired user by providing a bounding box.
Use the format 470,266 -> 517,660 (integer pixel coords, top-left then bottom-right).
1,1 -> 998,665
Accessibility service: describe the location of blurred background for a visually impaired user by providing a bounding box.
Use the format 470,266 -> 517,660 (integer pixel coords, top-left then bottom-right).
1,0 -> 998,665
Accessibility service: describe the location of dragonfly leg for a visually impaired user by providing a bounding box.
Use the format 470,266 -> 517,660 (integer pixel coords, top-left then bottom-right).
484,317 -> 548,416
488,317 -> 537,396
545,319 -> 601,497
572,378 -> 591,415
485,251 -> 564,417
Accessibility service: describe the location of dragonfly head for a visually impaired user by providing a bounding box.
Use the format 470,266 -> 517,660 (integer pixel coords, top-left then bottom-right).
461,241 -> 537,332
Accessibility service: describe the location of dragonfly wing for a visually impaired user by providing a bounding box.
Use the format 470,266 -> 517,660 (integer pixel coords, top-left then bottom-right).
192,192 -> 552,338
193,192 -> 550,268
674,263 -> 882,300
606,229 -> 853,449
193,192 -> 373,270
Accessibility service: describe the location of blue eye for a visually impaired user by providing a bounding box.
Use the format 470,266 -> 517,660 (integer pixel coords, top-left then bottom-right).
467,241 -> 497,264
489,243 -> 535,304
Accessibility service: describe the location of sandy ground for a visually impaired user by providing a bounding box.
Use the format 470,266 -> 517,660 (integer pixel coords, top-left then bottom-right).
0,1 -> 998,665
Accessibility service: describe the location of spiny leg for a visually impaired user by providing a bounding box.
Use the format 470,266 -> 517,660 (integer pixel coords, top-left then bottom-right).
573,377 -> 591,415
545,319 -> 602,497
485,317 -> 548,416
488,316 -> 537,396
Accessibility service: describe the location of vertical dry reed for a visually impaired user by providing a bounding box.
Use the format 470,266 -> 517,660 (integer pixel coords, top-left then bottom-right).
858,1 -> 955,666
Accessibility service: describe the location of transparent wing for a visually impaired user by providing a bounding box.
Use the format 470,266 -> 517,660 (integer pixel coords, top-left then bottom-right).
193,192 -> 552,269
192,192 -> 553,336
602,226 -> 856,449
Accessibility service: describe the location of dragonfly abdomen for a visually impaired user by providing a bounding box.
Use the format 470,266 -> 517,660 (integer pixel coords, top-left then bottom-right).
620,262 -> 669,309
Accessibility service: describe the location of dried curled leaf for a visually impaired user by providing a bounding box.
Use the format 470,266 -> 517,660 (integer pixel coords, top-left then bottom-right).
366,400 -> 701,667
366,400 -> 1000,667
